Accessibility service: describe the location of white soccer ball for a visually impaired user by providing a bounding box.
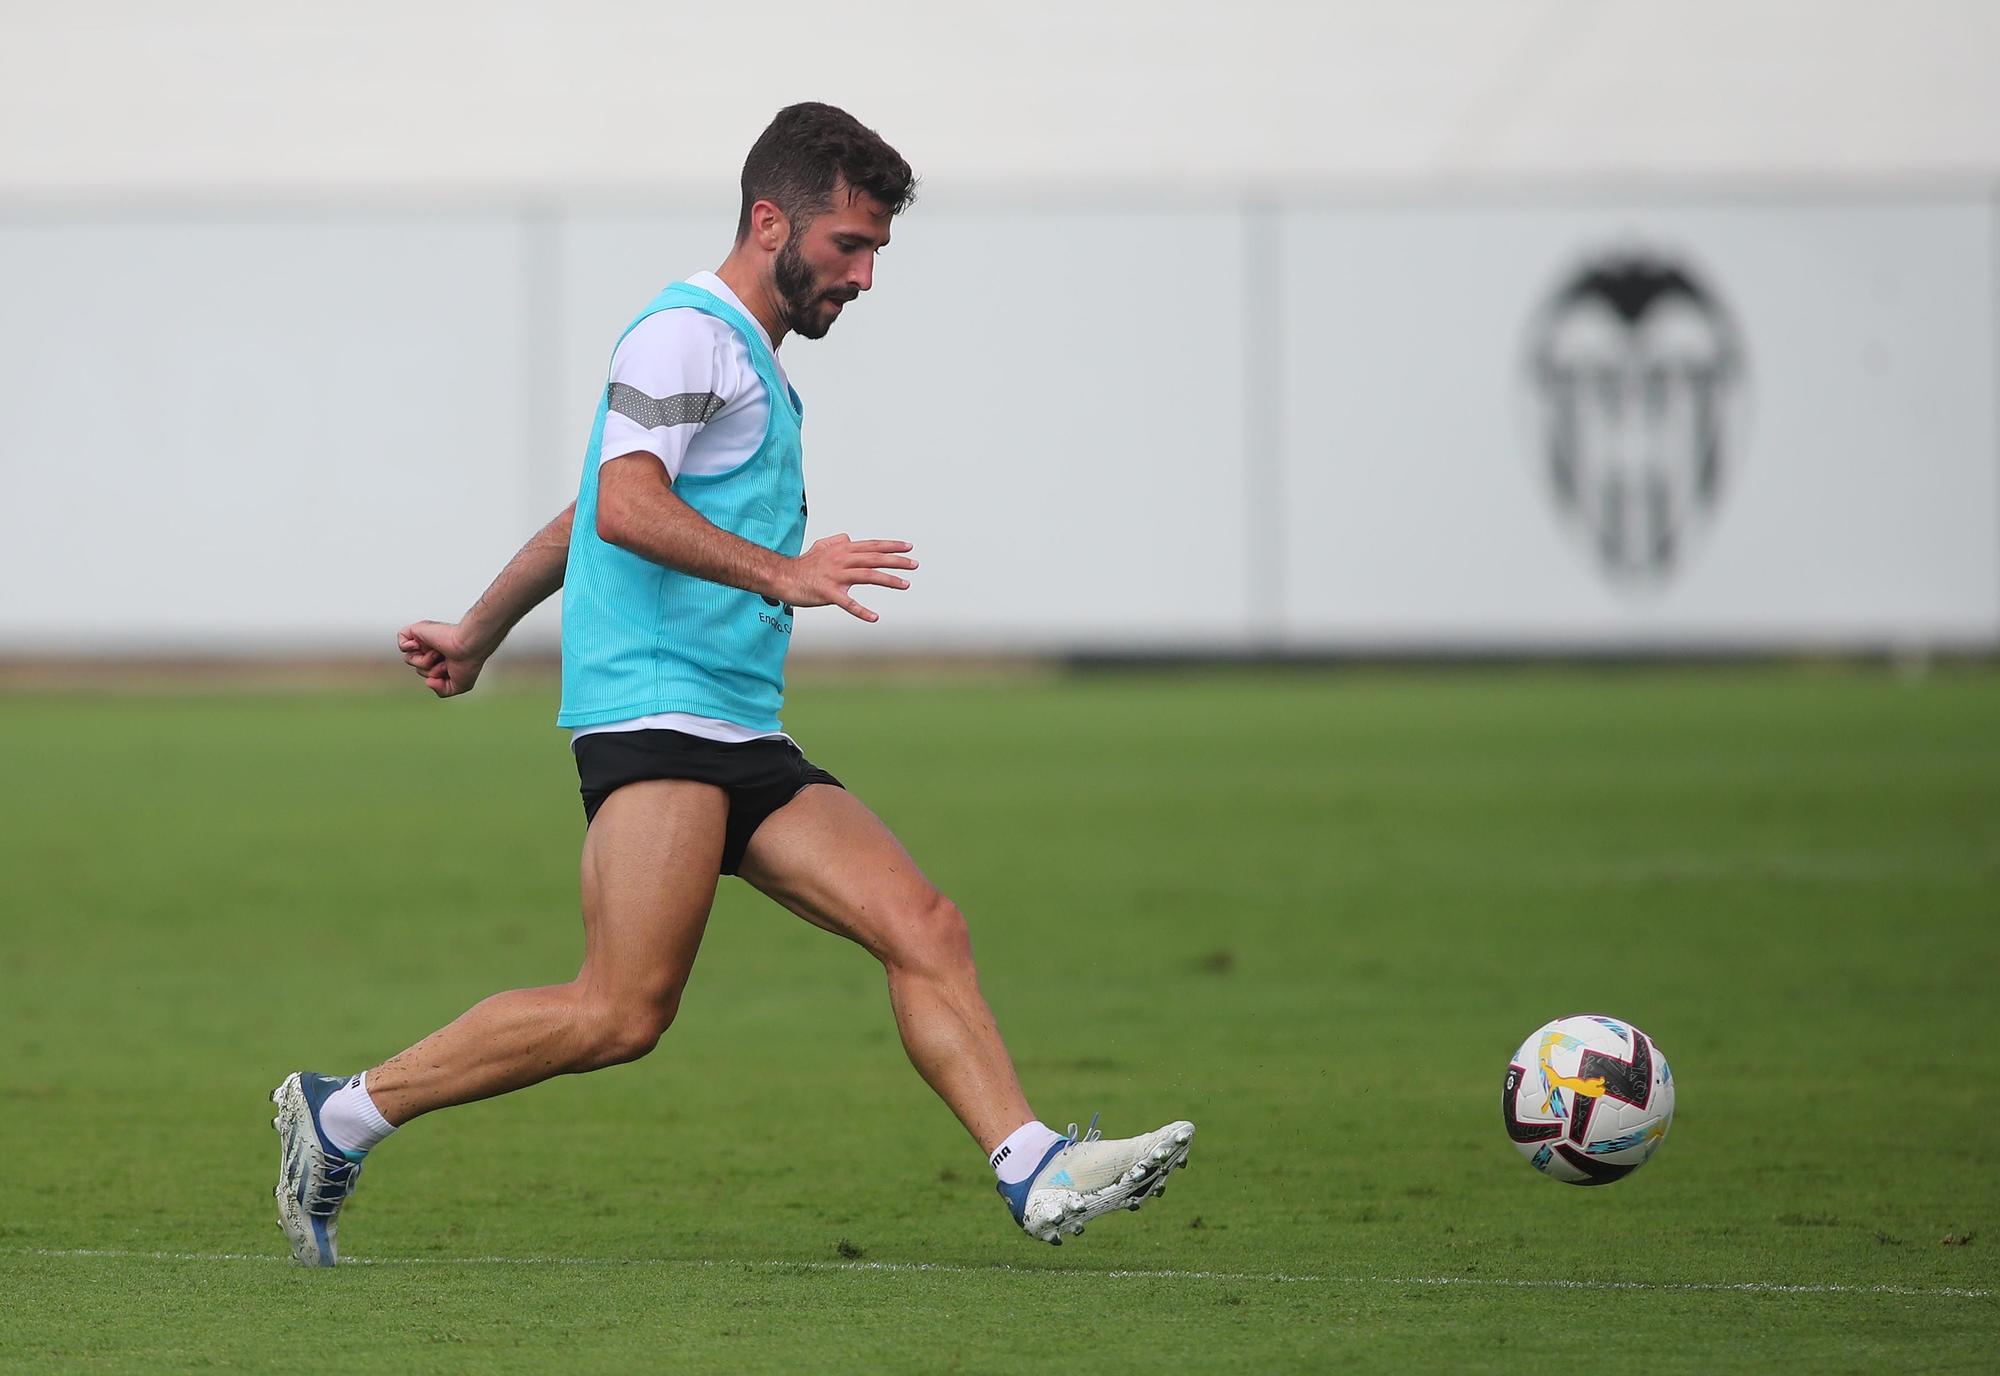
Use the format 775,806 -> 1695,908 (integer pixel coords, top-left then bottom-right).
1503,1014 -> 1675,1186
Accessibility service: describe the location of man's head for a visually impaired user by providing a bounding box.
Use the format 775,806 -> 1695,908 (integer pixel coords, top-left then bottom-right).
734,103 -> 917,340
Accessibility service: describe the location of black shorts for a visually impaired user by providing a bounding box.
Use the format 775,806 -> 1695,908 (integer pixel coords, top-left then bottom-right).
573,729 -> 843,876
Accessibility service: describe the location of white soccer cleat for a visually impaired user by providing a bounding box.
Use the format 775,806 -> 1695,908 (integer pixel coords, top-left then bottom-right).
996,1116 -> 1195,1245
270,1071 -> 365,1267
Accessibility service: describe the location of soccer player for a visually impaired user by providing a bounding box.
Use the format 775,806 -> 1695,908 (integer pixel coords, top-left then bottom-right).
271,103 -> 1192,1266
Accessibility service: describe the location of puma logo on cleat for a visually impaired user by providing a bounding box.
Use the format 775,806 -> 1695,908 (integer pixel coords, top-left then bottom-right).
989,1145 -> 1011,1169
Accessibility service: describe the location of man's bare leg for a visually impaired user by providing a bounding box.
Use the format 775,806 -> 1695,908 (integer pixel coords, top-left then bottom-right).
736,784 -> 1035,1154
736,782 -> 1193,1246
363,779 -> 728,1124
272,779 -> 730,1264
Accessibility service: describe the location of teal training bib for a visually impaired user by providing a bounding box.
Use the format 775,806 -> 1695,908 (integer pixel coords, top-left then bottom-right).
558,282 -> 806,732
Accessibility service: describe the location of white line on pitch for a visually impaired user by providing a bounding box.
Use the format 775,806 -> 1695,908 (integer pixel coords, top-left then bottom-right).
4,1248 -> 1991,1300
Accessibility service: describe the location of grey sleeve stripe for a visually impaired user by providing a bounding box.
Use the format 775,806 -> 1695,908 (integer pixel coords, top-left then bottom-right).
606,383 -> 725,430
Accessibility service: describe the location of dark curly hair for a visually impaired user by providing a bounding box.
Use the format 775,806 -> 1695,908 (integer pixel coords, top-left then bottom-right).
735,103 -> 917,242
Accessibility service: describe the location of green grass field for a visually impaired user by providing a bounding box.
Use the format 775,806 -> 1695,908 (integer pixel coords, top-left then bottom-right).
2,666 -> 1995,1372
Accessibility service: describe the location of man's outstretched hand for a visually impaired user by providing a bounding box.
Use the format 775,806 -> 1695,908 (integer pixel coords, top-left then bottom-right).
396,620 -> 489,698
781,535 -> 917,623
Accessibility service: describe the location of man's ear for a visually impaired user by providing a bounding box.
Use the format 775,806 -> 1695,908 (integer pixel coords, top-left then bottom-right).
751,199 -> 789,252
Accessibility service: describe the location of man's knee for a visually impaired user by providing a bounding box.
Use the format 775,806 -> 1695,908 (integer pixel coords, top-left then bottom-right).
887,891 -> 975,975
578,986 -> 683,1067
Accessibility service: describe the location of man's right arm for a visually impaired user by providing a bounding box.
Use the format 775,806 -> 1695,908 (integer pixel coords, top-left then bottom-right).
397,502 -> 573,698
596,452 -> 916,623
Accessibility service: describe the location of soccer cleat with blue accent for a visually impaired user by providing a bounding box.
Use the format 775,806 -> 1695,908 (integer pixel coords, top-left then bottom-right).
270,1071 -> 364,1267
997,1116 -> 1195,1244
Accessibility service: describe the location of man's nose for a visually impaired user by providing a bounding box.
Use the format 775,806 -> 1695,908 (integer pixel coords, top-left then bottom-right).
850,255 -> 874,292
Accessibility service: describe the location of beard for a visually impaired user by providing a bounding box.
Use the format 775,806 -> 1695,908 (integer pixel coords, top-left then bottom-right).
773,234 -> 850,340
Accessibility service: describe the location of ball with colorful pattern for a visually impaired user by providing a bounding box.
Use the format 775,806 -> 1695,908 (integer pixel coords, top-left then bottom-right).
1503,1014 -> 1675,1186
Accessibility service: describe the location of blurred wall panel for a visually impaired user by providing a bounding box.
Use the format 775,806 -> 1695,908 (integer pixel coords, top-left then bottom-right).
0,196 -> 1993,657
0,214 -> 532,652
1277,197 -> 2000,650
788,206 -> 1258,654
6,4 -> 1997,191
555,207 -> 1258,653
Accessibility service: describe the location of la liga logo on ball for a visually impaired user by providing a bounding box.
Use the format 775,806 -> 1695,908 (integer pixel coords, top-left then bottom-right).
1503,1015 -> 1675,1185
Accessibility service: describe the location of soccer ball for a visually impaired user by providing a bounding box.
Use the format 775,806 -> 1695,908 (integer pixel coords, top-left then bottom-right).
1503,1014 -> 1674,1186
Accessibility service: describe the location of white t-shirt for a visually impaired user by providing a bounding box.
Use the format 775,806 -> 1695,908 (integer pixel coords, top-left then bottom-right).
572,271 -> 795,747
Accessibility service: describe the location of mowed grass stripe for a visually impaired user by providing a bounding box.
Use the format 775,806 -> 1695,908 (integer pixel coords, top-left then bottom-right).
9,1247 -> 1993,1299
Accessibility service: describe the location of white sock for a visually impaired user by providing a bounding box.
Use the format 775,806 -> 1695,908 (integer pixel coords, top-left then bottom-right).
990,1120 -> 1065,1186
319,1072 -> 397,1159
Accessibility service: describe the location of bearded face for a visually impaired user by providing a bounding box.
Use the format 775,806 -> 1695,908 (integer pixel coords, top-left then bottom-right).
773,230 -> 856,341
762,186 -> 889,341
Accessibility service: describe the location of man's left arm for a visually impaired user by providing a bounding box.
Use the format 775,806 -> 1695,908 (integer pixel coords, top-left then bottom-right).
396,502 -> 574,699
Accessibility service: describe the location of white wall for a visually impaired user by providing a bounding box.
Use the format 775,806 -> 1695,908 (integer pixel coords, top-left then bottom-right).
2,2 -> 1998,196
1277,198 -> 2000,650
2,4 -> 1996,656
552,206 -> 1260,654
1,193 -> 1993,656
0,213 -> 534,652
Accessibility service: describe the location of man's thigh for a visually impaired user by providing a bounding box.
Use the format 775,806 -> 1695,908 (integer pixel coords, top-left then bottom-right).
736,784 -> 945,957
577,779 -> 730,1002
